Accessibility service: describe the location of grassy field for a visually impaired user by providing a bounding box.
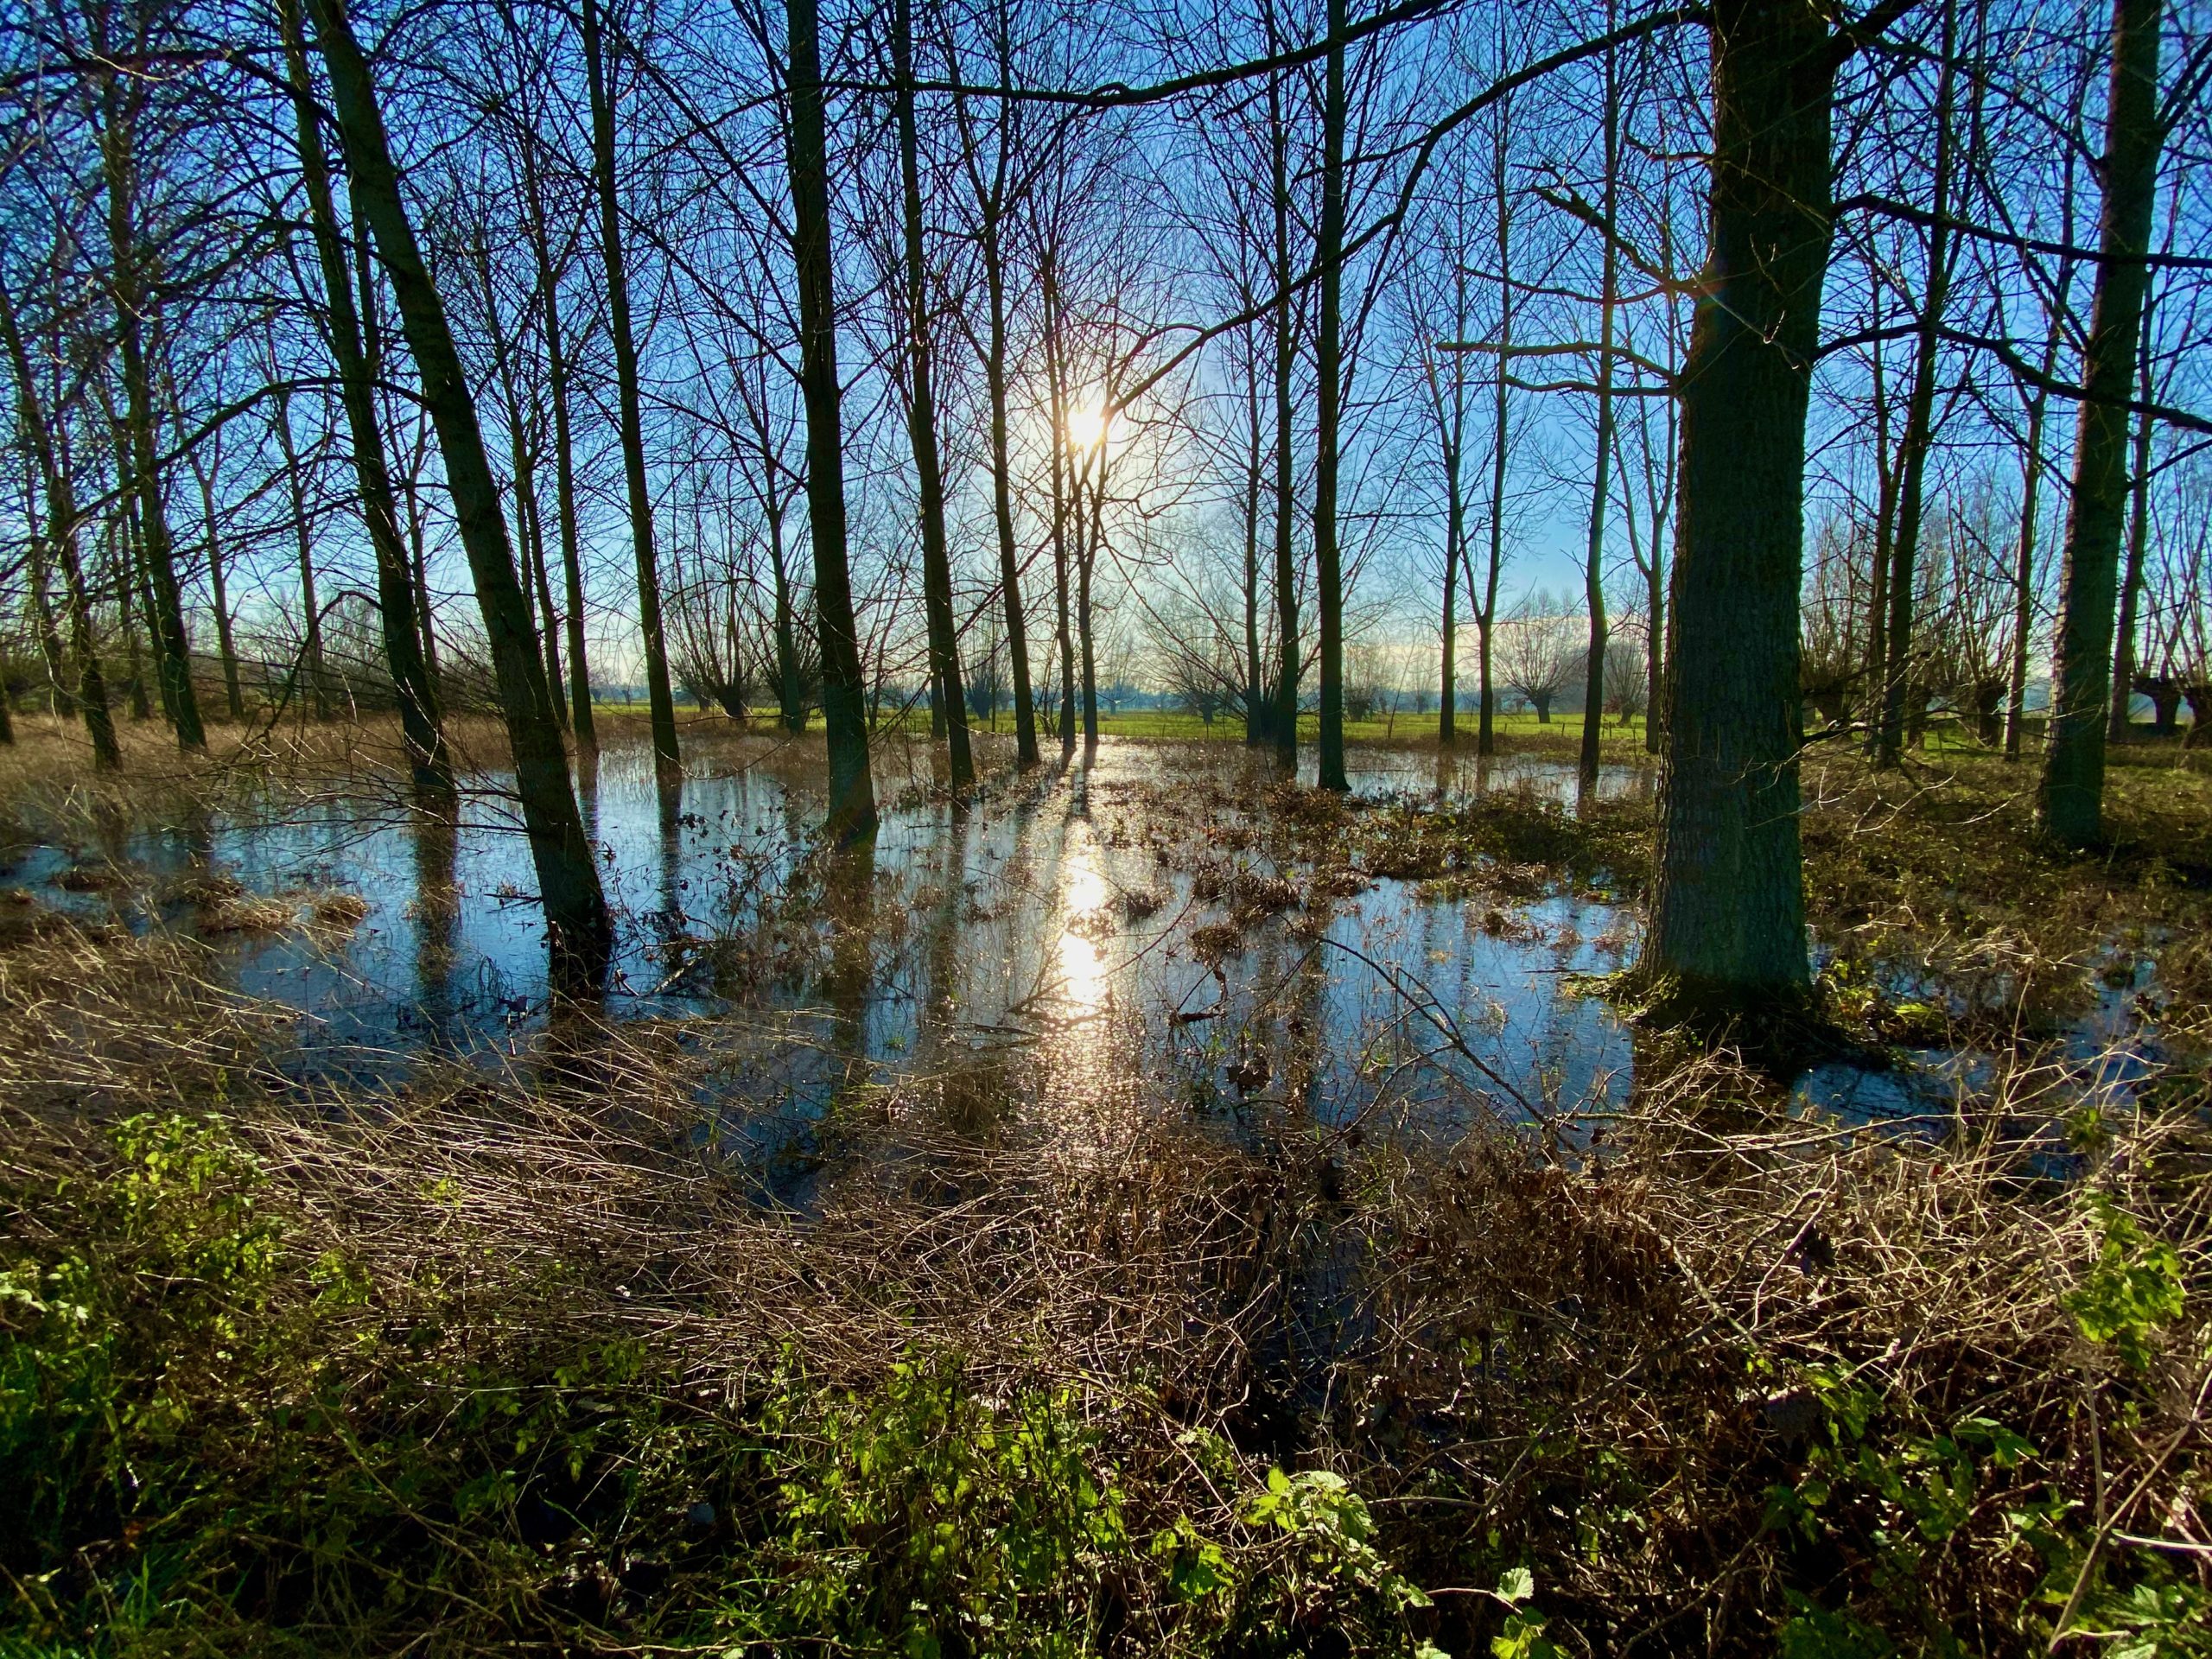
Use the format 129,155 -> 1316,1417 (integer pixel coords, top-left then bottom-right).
595,698 -> 2153,760
604,701 -> 1662,748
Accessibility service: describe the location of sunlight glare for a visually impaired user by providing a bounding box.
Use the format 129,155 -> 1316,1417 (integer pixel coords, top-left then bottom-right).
1056,830 -> 1111,1012
1065,402 -> 1109,452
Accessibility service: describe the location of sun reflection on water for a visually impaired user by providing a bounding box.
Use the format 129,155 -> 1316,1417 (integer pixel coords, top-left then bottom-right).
1054,824 -> 1111,1014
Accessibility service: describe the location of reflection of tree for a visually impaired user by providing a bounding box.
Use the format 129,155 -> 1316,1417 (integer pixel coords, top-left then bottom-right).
410,811 -> 460,1036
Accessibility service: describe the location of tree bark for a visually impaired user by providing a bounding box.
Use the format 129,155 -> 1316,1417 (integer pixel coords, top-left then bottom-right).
582,0 -> 680,780
2039,0 -> 2163,844
95,38 -> 203,752
524,148 -> 597,751
1642,0 -> 1836,1006
783,0 -> 878,839
2003,308 -> 2060,760
1268,47 -> 1300,773
1874,0 -> 1959,769
1312,0 -> 1349,791
1478,85 -> 1512,758
1042,248 -> 1077,753
2108,318 -> 2155,742
270,388 -> 333,721
893,0 -> 973,789
1579,20 -> 1619,789
306,0 -> 611,985
177,410 -> 245,721
0,280 -> 117,766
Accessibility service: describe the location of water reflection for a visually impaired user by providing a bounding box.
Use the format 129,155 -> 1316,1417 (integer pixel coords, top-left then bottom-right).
0,733 -> 2164,1158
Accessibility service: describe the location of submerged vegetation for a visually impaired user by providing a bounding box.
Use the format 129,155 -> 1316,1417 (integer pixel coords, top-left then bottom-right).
3,721 -> 2209,1655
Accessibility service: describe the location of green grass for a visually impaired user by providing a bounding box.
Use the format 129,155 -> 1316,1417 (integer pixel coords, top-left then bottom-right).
614,699 -> 1660,750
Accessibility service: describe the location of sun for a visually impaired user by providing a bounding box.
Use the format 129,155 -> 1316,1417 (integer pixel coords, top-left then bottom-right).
1065,403 -> 1109,452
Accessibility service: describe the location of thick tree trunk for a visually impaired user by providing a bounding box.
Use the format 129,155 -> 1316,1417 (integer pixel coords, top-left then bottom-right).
1642,0 -> 1835,1007
894,0 -> 973,790
286,86 -> 454,796
783,0 -> 877,839
582,0 -> 680,781
307,0 -> 611,985
2040,0 -> 2163,845
1312,0 -> 1349,792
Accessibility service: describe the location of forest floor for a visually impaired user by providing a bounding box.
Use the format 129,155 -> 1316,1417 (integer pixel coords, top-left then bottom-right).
3,712 -> 2210,1657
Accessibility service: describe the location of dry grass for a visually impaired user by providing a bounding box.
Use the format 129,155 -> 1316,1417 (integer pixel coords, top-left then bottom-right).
3,716 -> 2210,1653
3,900 -> 2208,1654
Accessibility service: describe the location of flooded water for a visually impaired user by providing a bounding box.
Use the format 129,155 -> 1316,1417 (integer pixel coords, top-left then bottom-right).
0,732 -> 2167,1169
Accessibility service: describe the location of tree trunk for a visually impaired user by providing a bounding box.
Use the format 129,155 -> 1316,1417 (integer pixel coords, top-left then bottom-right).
0,282 -> 111,762
1435,237 -> 1468,749
22,458 -> 73,717
527,168 -> 597,750
1479,89 -> 1512,759
2108,321 -> 2155,742
783,0 -> 878,839
270,389 -> 333,721
2003,315 -> 2059,760
307,0 -> 611,986
181,434 -> 244,721
115,501 -> 153,721
1268,54 -> 1300,773
767,504 -> 804,732
365,226 -> 445,694
1874,0 -> 1958,768
582,0 -> 680,781
1042,250 -> 1077,753
285,8 -> 452,799
1312,0 -> 1349,791
1077,457 -> 1101,747
894,0 -> 973,790
1579,20 -> 1619,788
2039,0 -> 2163,845
1642,0 -> 1835,1007
1244,353 -> 1267,747
979,192 -> 1037,765
96,48 -> 203,752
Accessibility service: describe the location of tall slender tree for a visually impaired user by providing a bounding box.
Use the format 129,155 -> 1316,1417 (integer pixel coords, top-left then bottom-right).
785,0 -> 878,839
2040,0 -> 2164,844
305,0 -> 612,985
893,0 -> 974,790
582,0 -> 681,780
1312,0 -> 1350,791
